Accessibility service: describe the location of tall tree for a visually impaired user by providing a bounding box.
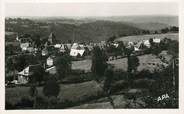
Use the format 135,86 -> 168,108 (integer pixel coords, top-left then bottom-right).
43,77 -> 60,98
30,66 -> 45,85
55,54 -> 71,80
91,46 -> 108,80
124,46 -> 139,79
103,68 -> 114,94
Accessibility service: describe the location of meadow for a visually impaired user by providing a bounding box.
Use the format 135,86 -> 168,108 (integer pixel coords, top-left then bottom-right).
115,33 -> 178,42
6,81 -> 104,106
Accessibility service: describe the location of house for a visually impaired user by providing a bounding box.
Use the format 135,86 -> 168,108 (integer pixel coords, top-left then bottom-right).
46,56 -> 55,67
143,40 -> 151,48
153,38 -> 161,43
127,41 -> 134,48
66,43 -> 72,50
20,37 -> 33,51
59,44 -> 68,53
54,44 -> 62,48
42,47 -> 48,56
70,43 -> 85,57
18,34 -> 34,51
134,47 -> 140,51
17,64 -> 42,84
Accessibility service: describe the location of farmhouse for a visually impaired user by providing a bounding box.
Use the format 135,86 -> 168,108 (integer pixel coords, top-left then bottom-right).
46,56 -> 56,67
54,44 -> 62,48
70,43 -> 85,57
153,38 -> 161,43
20,38 -> 33,51
17,64 -> 42,84
42,47 -> 48,56
17,34 -> 34,51
143,40 -> 151,48
60,44 -> 68,53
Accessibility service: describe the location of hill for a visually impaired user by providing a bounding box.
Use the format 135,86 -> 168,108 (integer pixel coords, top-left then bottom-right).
6,19 -> 142,42
49,20 -> 141,42
86,16 -> 178,30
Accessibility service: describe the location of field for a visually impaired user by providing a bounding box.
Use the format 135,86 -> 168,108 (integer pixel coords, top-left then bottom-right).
115,33 -> 178,42
6,81 -> 104,106
71,54 -> 165,72
72,59 -> 92,72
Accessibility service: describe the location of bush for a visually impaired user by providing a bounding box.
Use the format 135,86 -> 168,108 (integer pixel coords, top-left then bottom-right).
61,72 -> 93,83
15,96 -> 33,109
5,101 -> 15,109
135,70 -> 153,79
55,99 -> 77,109
34,95 -> 48,109
110,80 -> 129,93
132,79 -> 155,89
113,69 -> 128,80
43,77 -> 60,98
103,68 -> 114,94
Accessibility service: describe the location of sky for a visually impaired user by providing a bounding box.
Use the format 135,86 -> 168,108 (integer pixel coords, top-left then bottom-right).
5,2 -> 178,17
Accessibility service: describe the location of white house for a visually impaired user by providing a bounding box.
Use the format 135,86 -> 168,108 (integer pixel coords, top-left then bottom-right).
17,64 -> 41,84
153,38 -> 161,43
46,56 -> 55,67
54,44 -> 62,48
143,40 -> 151,48
60,44 -> 68,53
42,48 -> 48,56
70,43 -> 85,57
19,37 -> 33,51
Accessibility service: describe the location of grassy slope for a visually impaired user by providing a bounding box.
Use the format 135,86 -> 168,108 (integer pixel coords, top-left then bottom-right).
6,81 -> 103,105
115,33 -> 178,42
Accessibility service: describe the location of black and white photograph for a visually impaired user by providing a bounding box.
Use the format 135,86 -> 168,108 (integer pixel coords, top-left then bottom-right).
2,0 -> 182,111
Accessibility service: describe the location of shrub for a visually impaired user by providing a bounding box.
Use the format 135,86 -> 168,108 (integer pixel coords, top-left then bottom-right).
135,70 -> 153,79
15,96 -> 33,109
113,69 -> 128,80
132,79 -> 155,89
110,80 -> 129,93
103,68 -> 114,94
34,95 -> 48,109
43,77 -> 60,98
5,101 -> 15,109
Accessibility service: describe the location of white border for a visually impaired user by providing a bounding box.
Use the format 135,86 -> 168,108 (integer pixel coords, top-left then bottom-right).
1,0 -> 184,114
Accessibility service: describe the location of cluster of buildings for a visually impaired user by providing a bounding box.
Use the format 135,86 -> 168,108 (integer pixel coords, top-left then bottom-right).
11,32 -> 162,84
13,32 -> 93,84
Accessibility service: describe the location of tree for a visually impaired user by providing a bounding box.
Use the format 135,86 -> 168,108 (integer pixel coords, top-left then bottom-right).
128,55 -> 140,74
29,85 -> 38,108
107,36 -> 116,43
55,54 -> 71,80
103,68 -> 114,94
31,34 -> 42,48
123,46 -> 139,82
30,66 -> 45,85
91,46 -> 108,80
116,41 -> 126,56
43,77 -> 60,98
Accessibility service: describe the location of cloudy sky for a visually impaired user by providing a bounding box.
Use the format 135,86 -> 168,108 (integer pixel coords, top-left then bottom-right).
5,2 -> 178,17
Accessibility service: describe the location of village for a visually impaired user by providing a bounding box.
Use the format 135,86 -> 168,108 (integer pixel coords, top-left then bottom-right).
5,17 -> 179,109
6,31 -> 169,85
